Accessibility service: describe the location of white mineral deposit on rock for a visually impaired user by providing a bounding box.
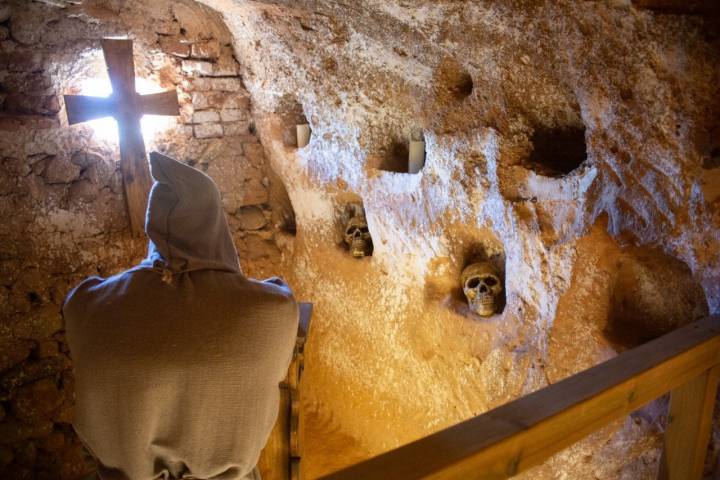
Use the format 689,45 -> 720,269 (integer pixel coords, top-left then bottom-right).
1,0 -> 718,478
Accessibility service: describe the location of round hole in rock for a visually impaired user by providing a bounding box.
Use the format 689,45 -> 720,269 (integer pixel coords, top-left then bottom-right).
524,125 -> 587,177
435,57 -> 474,101
369,139 -> 410,173
603,246 -> 708,350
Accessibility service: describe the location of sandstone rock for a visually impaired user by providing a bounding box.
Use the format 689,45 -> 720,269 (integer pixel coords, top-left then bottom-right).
11,378 -> 63,423
212,46 -> 239,76
8,8 -> 46,46
241,178 -> 269,207
237,206 -> 268,230
0,340 -> 33,373
13,305 -> 63,340
193,123 -> 223,139
42,156 -> 80,184
35,339 -> 59,358
68,179 -> 99,203
0,445 -> 13,471
0,418 -> 53,444
190,39 -> 220,60
0,5 -> 11,23
159,35 -> 191,58
14,441 -> 36,467
38,431 -> 65,452
223,121 -> 251,136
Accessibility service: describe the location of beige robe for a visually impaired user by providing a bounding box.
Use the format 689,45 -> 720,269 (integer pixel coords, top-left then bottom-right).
64,152 -> 298,480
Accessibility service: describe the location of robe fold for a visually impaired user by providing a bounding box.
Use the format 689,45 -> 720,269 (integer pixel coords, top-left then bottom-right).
64,151 -> 298,480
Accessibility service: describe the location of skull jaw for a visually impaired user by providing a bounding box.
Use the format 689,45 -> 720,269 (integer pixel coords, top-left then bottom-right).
351,237 -> 367,258
469,295 -> 496,317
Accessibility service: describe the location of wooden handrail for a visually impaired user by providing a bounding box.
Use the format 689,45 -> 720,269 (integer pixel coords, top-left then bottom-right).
321,315 -> 720,480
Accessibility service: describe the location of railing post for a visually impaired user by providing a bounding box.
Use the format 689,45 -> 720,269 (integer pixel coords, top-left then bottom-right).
659,364 -> 720,480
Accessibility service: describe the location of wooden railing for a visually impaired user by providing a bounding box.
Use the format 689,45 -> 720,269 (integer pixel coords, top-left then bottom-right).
321,315 -> 720,480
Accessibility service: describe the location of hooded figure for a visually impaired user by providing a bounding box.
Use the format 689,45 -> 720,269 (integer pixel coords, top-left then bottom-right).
64,152 -> 298,480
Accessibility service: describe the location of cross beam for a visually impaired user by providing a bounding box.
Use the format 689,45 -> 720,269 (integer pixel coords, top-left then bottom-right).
64,38 -> 179,236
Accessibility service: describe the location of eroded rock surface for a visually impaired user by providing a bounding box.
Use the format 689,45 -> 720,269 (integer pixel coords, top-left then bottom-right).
1,0 -> 718,478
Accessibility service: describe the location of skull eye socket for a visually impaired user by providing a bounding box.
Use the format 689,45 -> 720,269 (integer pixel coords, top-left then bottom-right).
466,277 -> 481,289
484,277 -> 498,287
360,227 -> 369,233
346,227 -> 359,235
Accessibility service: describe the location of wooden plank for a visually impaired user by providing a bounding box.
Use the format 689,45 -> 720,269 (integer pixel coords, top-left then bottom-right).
63,95 -> 114,125
321,316 -> 720,480
117,116 -> 152,236
659,364 -> 720,480
101,39 -> 136,103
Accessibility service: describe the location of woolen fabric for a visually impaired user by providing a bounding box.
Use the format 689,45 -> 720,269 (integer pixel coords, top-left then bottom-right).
64,152 -> 298,480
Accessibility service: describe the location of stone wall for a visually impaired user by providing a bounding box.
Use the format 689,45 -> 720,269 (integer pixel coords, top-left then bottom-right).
200,1 -> 720,478
0,1 -> 289,477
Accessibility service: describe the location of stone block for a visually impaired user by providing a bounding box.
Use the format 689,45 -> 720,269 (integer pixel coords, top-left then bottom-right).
223,94 -> 251,109
191,39 -> 221,60
241,178 -> 269,206
210,46 -> 239,76
191,110 -> 220,124
220,108 -> 247,122
223,121 -> 251,137
159,36 -> 190,58
243,143 -> 265,164
191,92 -> 211,109
181,60 -> 213,76
191,77 -> 244,92
42,156 -> 81,184
193,123 -> 223,139
237,206 -> 268,230
0,419 -> 53,444
3,94 -> 59,116
11,378 -> 63,423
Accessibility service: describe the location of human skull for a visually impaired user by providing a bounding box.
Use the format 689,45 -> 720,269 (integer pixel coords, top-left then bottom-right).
461,262 -> 503,317
344,216 -> 372,258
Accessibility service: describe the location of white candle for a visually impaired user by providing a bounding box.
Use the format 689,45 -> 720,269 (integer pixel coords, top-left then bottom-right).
296,124 -> 311,148
408,140 -> 425,173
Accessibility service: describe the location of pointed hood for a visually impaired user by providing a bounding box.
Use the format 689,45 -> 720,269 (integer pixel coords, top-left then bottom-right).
142,151 -> 241,274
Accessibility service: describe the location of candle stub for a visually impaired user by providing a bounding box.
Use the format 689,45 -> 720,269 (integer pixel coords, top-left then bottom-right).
296,124 -> 311,148
408,140 -> 425,174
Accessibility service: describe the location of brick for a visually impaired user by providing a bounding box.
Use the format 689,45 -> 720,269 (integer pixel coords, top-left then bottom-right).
194,123 -> 223,139
191,92 -> 211,109
192,110 -> 220,124
190,77 -> 244,92
182,60 -> 213,76
220,108 -> 246,122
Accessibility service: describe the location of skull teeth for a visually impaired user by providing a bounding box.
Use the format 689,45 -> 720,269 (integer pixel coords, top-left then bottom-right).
351,238 -> 366,257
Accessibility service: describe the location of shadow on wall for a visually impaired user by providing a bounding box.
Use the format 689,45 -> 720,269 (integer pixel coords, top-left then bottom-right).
604,246 -> 708,350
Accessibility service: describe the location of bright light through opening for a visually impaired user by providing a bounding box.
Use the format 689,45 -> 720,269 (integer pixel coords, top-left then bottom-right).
79,77 -> 175,143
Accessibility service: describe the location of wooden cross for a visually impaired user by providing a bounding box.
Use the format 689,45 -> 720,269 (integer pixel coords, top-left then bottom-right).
64,38 -> 179,236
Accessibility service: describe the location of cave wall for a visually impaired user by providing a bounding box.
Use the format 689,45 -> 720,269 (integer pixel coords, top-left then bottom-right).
0,1 -> 289,477
1,0 -> 719,479
196,1 -> 720,478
